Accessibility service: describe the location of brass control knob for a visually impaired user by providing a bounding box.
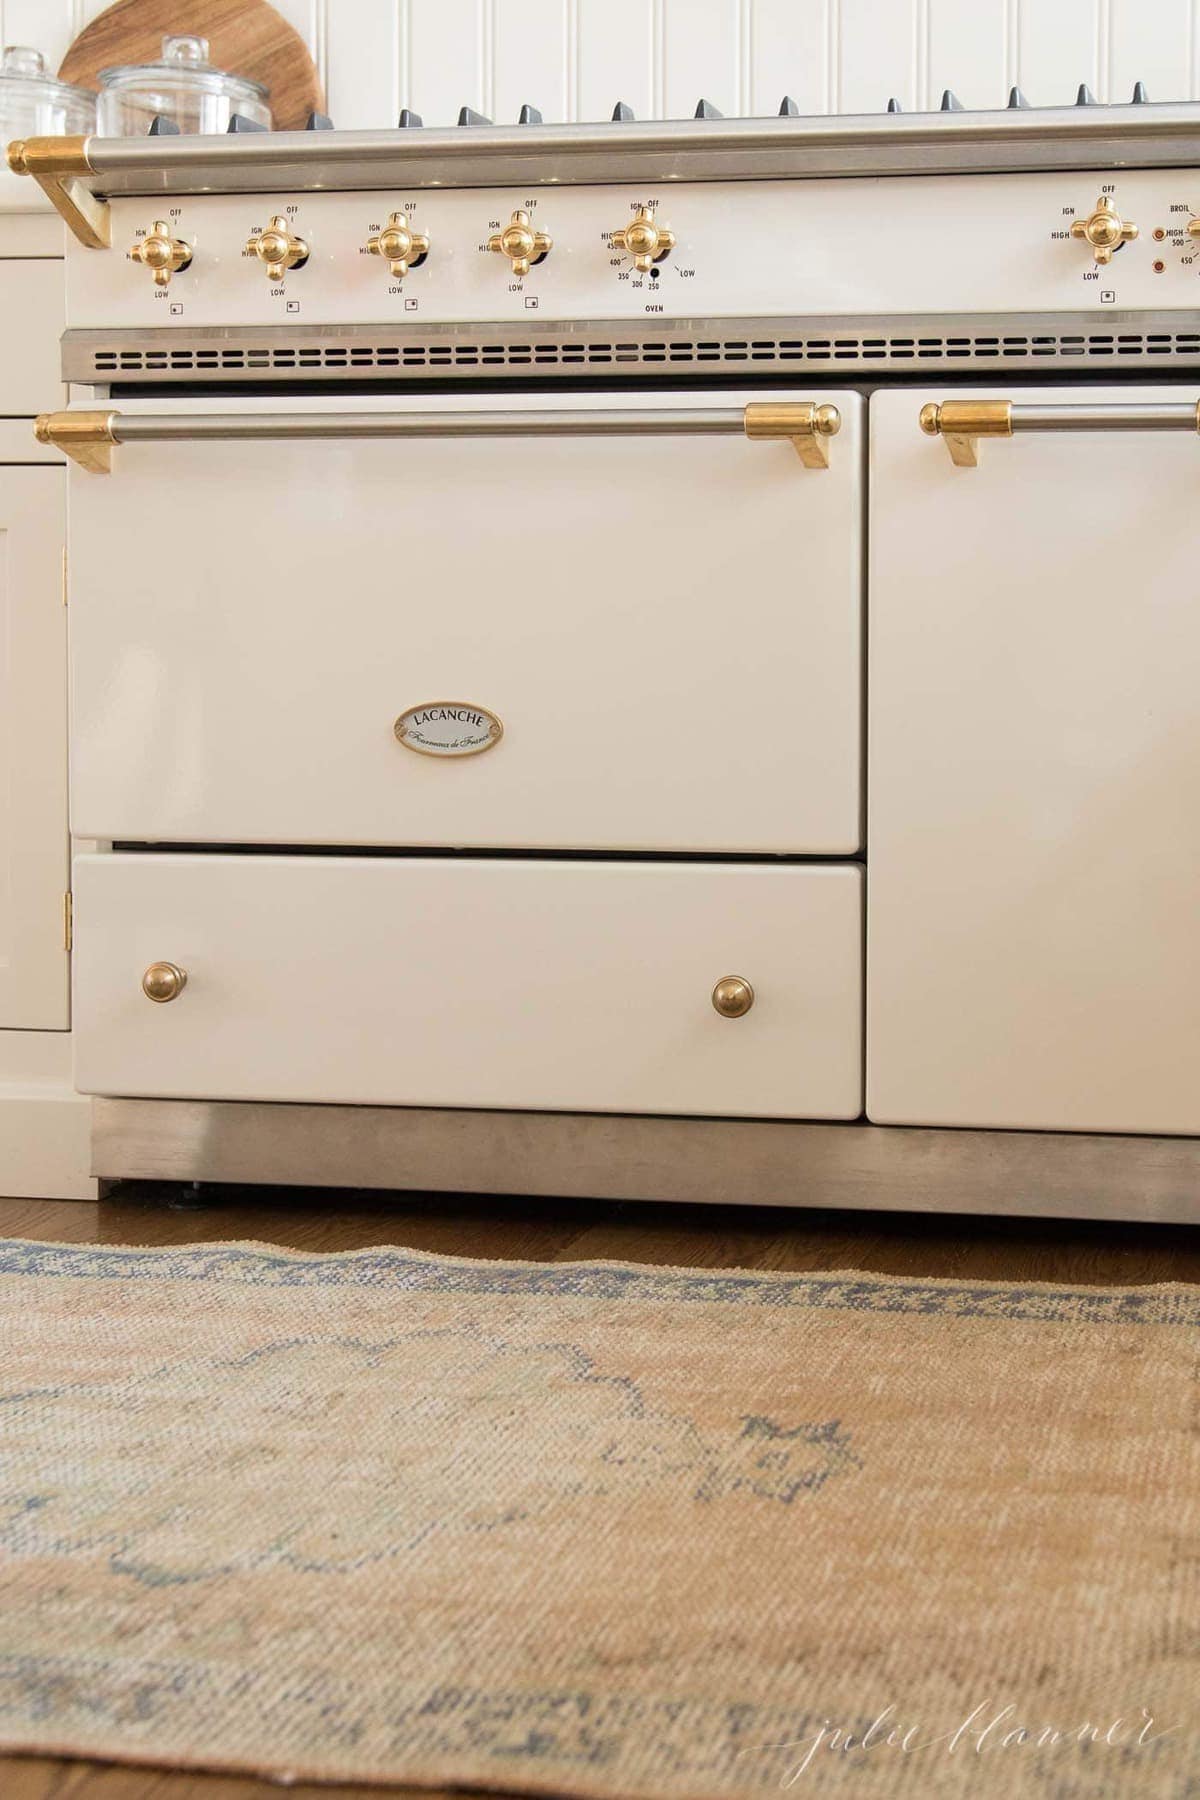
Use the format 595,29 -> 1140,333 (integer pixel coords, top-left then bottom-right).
712,975 -> 755,1019
1187,218 -> 1200,239
610,206 -> 676,272
243,215 -> 309,280
128,220 -> 193,287
367,211 -> 429,278
1069,196 -> 1138,264
488,209 -> 551,276
142,961 -> 188,1004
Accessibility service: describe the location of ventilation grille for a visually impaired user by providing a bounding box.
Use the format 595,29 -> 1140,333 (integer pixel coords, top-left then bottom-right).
73,322 -> 1200,383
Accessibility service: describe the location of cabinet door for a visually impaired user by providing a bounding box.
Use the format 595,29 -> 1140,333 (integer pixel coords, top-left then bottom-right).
868,385 -> 1200,1134
0,469 -> 68,1028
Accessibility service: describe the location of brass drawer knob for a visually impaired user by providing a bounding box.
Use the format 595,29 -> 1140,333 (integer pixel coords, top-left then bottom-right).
712,975 -> 754,1018
142,961 -> 188,1004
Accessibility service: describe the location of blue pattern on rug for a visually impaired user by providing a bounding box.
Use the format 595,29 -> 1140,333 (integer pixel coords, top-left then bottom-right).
0,1240 -> 1192,1324
0,1321 -> 860,1590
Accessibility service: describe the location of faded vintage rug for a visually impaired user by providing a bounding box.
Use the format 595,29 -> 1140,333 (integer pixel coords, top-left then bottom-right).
0,1240 -> 1196,1800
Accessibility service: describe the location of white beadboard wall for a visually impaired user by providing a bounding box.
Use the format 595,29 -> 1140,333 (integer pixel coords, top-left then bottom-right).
7,0 -> 1200,127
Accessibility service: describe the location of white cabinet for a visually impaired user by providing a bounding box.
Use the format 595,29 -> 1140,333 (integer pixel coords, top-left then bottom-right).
72,853 -> 864,1119
0,209 -> 91,1198
0,258 -> 64,415
0,467 -> 69,1030
868,384 -> 1200,1135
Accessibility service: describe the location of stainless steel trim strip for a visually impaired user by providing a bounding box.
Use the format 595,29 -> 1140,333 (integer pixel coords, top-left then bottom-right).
73,103 -> 1200,192
63,310 -> 1200,388
90,1098 -> 1200,1223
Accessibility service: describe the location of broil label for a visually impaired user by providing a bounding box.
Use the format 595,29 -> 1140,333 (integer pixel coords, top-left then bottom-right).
394,702 -> 503,758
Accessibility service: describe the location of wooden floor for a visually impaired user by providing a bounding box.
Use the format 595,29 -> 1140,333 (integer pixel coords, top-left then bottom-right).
4,1180 -> 1198,1800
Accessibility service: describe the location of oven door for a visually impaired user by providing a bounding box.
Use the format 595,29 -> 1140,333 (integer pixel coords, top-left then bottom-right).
869,383 -> 1200,1136
66,389 -> 861,854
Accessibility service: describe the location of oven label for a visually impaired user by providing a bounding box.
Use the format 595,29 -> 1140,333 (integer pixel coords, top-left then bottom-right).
393,702 -> 504,758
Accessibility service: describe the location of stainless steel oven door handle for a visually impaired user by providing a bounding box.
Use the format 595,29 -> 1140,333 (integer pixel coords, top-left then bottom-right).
34,401 -> 841,474
920,397 -> 1200,467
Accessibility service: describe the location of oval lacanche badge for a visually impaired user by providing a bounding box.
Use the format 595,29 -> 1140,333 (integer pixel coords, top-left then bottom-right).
394,701 -> 504,758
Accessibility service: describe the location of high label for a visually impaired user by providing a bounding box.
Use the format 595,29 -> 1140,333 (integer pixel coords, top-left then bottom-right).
394,702 -> 503,758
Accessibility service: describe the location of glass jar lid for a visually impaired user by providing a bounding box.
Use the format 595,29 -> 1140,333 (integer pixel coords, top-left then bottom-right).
98,34 -> 268,106
0,44 -> 95,109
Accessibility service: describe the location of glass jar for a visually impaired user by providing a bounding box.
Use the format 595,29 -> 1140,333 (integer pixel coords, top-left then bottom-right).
96,34 -> 271,136
0,46 -> 96,139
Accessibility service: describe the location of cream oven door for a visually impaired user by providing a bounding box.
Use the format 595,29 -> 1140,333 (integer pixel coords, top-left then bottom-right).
869,384 -> 1200,1136
66,390 -> 861,854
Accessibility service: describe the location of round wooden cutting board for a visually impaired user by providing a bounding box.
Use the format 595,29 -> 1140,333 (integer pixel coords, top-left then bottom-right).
58,0 -> 325,131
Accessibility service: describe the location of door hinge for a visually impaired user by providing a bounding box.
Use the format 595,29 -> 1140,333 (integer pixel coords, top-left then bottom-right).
63,890 -> 73,952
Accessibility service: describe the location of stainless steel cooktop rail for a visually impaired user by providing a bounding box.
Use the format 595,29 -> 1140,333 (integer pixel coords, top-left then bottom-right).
14,101 -> 1200,210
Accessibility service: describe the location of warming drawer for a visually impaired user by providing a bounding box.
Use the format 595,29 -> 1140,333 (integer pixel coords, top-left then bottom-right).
66,390 -> 862,855
72,854 -> 864,1119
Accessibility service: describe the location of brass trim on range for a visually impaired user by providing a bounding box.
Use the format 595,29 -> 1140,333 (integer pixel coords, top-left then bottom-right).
921,396 -> 1200,466
919,399 -> 1013,467
744,400 -> 841,467
6,135 -> 109,248
35,410 -> 117,474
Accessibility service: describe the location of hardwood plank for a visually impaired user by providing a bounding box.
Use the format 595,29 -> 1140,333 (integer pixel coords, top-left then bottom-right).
0,1186 -> 1195,1284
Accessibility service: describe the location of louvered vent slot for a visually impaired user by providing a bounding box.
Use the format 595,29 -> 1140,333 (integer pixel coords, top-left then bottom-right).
84,326 -> 1200,382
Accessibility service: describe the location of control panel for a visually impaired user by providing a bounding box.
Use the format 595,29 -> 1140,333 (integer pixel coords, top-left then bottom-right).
70,167 -> 1200,330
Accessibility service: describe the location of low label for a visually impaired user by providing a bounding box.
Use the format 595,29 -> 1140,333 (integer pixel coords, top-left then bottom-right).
394,702 -> 503,758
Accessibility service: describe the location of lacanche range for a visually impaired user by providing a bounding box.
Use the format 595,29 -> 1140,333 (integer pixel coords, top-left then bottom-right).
10,93 -> 1200,1222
